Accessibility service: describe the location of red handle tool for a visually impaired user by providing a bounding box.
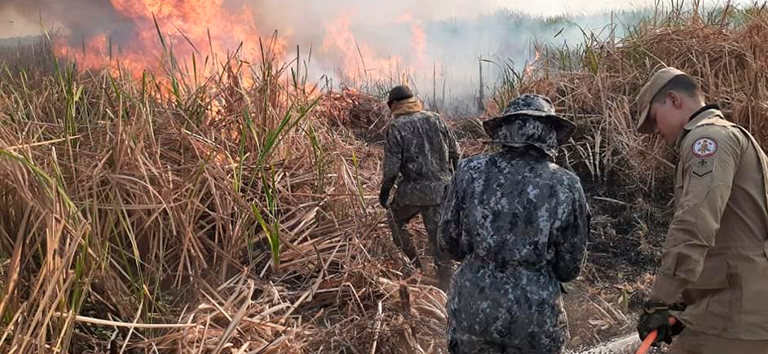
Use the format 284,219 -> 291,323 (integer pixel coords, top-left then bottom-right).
635,317 -> 678,354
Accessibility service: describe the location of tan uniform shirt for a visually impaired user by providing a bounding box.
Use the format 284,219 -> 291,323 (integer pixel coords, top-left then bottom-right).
651,108 -> 768,339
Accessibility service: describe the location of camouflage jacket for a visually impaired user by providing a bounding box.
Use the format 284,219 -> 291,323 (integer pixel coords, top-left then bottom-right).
437,148 -> 589,344
381,110 -> 459,206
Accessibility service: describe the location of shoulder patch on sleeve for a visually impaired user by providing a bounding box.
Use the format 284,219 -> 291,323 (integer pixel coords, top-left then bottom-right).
692,137 -> 718,158
692,158 -> 715,178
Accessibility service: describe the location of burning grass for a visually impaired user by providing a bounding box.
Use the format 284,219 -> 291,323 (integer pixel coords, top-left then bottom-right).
3,2 -> 768,353
0,37 -> 447,354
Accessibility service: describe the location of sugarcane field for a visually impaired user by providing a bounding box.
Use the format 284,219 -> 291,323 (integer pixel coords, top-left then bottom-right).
2,0 -> 768,353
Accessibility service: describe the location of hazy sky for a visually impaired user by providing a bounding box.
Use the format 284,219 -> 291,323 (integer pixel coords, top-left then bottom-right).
0,8 -> 36,38
0,0 -> 755,39
487,0 -> 751,16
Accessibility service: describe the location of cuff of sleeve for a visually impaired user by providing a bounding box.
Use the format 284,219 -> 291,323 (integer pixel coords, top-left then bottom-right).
381,179 -> 395,193
651,273 -> 688,304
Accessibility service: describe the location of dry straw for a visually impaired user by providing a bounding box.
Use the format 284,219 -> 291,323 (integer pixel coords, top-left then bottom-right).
2,2 -> 768,353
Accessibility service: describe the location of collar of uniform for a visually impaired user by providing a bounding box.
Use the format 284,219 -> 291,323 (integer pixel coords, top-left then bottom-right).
683,104 -> 722,131
675,106 -> 724,148
391,97 -> 424,117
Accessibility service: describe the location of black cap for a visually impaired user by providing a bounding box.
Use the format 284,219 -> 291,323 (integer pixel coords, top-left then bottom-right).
387,85 -> 414,106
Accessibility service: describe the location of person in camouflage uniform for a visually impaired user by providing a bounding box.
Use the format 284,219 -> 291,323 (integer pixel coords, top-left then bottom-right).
380,85 -> 460,289
437,94 -> 590,354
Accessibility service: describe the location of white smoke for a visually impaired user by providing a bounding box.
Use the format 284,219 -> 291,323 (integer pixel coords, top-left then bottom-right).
241,0 -> 750,113
0,0 -> 753,114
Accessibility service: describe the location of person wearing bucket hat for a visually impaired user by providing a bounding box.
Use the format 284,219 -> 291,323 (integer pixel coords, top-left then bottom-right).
634,67 -> 768,353
437,94 -> 589,354
380,85 -> 460,289
481,93 -> 576,156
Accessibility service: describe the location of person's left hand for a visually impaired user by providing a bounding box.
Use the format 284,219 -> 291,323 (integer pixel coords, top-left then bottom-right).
637,302 -> 674,346
379,189 -> 390,209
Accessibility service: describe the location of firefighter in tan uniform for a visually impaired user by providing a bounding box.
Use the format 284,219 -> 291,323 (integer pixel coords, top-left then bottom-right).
635,67 -> 768,353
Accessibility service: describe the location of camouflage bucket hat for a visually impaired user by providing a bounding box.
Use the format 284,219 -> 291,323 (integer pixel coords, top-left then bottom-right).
483,94 -> 576,145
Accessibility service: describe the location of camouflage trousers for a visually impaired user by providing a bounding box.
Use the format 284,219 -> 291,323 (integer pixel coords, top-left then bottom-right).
387,202 -> 452,288
447,327 -> 565,354
446,296 -> 568,354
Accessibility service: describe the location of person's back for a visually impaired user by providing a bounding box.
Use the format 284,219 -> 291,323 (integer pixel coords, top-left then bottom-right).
380,85 -> 459,288
445,150 -> 585,271
438,94 -> 589,354
441,149 -> 586,352
386,110 -> 456,205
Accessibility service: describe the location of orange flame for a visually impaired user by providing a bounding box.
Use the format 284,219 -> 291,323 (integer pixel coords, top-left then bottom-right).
321,13 -> 404,84
55,0 -> 286,78
410,21 -> 427,65
53,1 -> 433,91
109,0 -> 263,55
55,34 -> 154,75
522,48 -> 542,78
396,13 -> 427,66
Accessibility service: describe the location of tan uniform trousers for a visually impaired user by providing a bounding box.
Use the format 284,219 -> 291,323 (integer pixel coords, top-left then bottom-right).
669,330 -> 768,354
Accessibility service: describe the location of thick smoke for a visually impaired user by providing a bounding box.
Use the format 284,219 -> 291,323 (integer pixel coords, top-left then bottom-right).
247,0 -> 649,112
0,0 -> 135,46
0,0 -> 744,113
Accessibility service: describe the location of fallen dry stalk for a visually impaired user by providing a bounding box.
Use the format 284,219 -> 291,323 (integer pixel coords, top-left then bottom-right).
51,313 -> 197,329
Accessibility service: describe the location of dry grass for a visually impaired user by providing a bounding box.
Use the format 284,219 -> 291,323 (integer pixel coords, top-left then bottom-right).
504,2 -> 768,195
490,2 -> 768,350
3,2 -> 768,354
0,36 -> 447,354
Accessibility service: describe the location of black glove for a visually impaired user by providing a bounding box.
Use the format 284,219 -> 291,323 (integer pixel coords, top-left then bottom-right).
379,188 -> 390,209
669,302 -> 688,312
637,302 -> 673,345
668,303 -> 687,336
